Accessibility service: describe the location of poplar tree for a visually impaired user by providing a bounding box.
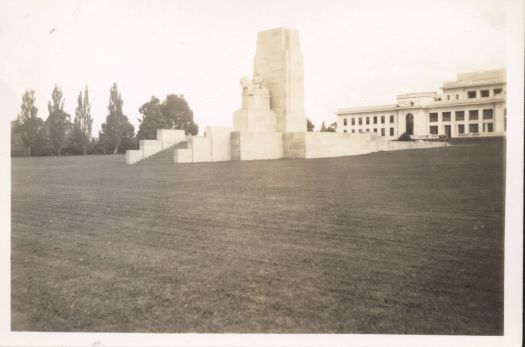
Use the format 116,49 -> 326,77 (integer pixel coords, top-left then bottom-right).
307,118 -> 314,131
99,83 -> 135,154
73,86 -> 93,154
46,85 -> 71,156
14,89 -> 44,156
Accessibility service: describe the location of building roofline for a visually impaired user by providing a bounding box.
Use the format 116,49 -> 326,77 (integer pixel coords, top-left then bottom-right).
335,97 -> 505,115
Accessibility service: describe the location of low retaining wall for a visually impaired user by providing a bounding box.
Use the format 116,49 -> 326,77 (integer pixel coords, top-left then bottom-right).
128,127 -> 451,165
284,132 -> 389,159
190,136 -> 212,162
304,132 -> 387,158
207,127 -> 232,162
231,131 -> 283,161
382,140 -> 450,151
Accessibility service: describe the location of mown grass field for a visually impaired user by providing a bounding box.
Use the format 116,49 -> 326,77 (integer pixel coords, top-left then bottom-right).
11,139 -> 505,334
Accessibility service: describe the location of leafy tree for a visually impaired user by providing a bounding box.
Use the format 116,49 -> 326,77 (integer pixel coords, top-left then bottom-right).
11,121 -> 25,156
163,94 -> 198,135
327,122 -> 337,132
320,121 -> 327,132
137,93 -> 198,139
13,89 -> 45,156
46,85 -> 71,156
307,118 -> 314,132
99,83 -> 135,154
397,132 -> 413,141
73,86 -> 93,154
137,96 -> 167,140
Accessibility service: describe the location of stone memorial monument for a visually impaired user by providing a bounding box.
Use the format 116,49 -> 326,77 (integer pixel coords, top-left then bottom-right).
126,28 -> 446,165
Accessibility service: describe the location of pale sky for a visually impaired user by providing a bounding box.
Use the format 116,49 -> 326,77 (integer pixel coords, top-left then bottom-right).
0,0 -> 506,135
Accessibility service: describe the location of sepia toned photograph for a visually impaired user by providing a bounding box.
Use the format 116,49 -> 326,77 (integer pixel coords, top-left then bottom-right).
0,0 -> 522,346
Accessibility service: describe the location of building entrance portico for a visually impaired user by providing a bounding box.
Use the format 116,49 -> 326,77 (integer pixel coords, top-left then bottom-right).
406,113 -> 414,136
445,124 -> 451,138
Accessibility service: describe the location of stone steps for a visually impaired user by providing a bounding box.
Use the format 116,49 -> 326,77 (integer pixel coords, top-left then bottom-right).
136,141 -> 189,165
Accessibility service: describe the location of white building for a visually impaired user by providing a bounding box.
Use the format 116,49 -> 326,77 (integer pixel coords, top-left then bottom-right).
336,70 -> 506,139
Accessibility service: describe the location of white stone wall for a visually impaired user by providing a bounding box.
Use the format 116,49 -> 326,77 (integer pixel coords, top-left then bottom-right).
231,131 -> 283,161
125,150 -> 143,165
157,129 -> 186,149
233,109 -> 277,132
189,136 -> 212,163
140,140 -> 163,157
303,132 -> 386,159
207,127 -> 232,162
283,132 -> 306,158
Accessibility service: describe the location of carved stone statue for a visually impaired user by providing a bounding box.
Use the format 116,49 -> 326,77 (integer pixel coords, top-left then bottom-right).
240,76 -> 253,95
234,73 -> 277,132
240,74 -> 270,99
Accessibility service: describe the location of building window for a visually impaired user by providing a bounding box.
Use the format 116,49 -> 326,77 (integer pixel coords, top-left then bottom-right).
455,111 -> 465,121
343,118 -> 347,126
483,109 -> 493,119
456,94 -> 459,100
351,118 -> 355,125
343,129 -> 347,133
467,91 -> 476,98
358,117 -> 362,125
429,125 -> 438,135
480,90 -> 489,97
381,128 -> 385,136
486,123 -> 494,132
389,128 -> 394,136
373,116 -> 377,124
469,110 -> 479,121
390,115 -> 394,123
429,113 -> 438,122
366,129 -> 369,132
447,95 -> 450,100
366,117 -> 370,125
373,128 -> 377,133
494,88 -> 503,95
381,116 -> 385,124
457,124 -> 465,134
442,112 -> 451,122
351,130 -> 355,133
469,124 -> 479,133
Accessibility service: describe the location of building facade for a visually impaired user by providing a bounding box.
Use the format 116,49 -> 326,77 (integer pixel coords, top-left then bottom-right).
335,70 -> 506,139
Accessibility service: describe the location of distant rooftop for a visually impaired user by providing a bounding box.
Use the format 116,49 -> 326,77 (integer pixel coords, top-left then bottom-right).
442,69 -> 506,89
397,92 -> 437,99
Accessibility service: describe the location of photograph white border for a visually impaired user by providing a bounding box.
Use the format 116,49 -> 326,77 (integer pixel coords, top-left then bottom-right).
0,1 -> 522,346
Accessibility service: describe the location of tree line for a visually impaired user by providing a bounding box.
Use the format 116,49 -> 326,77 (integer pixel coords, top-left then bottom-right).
11,83 -> 199,157
307,118 -> 337,132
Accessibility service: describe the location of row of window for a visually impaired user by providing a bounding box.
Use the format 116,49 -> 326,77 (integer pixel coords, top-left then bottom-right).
429,109 -> 493,122
428,123 -> 494,135
434,88 -> 503,102
343,115 -> 395,126
467,88 -> 503,99
343,127 -> 395,136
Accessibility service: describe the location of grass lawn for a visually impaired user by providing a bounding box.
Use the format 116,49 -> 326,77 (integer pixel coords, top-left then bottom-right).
11,139 -> 505,334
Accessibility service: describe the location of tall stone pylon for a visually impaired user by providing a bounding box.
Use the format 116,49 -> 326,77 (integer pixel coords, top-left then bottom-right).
254,28 -> 307,133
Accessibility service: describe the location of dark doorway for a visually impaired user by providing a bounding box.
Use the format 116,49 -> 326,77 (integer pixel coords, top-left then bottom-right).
445,124 -> 451,138
406,114 -> 414,135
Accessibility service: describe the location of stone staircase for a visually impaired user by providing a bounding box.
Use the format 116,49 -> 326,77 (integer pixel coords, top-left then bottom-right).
136,141 -> 188,165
